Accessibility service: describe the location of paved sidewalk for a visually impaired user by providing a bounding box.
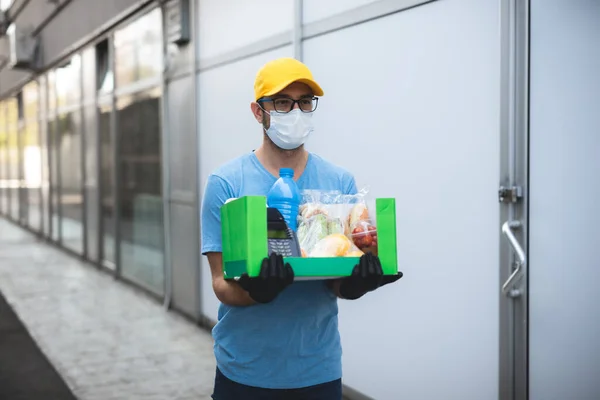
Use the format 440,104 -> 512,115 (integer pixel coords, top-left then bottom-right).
0,218 -> 216,400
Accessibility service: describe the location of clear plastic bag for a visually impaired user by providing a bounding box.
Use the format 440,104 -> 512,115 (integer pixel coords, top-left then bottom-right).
296,187 -> 377,257
350,219 -> 378,256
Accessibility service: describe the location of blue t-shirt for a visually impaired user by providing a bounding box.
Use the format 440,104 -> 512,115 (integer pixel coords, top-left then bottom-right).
200,151 -> 357,389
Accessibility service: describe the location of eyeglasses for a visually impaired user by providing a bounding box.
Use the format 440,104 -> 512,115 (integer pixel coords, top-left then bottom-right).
258,96 -> 319,113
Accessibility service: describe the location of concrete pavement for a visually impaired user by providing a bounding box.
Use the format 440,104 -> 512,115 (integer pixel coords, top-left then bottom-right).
0,218 -> 216,400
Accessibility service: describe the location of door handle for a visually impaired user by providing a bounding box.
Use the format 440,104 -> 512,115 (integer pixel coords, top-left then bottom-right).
501,220 -> 526,297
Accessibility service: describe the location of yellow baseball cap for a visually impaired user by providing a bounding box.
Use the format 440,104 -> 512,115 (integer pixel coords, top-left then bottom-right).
254,57 -> 324,101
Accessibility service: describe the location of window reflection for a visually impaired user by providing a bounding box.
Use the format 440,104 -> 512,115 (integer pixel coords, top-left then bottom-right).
6,98 -> 19,220
58,111 -> 84,253
114,8 -> 163,87
0,102 -> 6,213
48,72 -> 56,111
117,88 -> 164,294
23,82 -> 42,231
114,38 -> 136,87
56,55 -> 81,108
54,55 -> 84,253
96,39 -> 114,94
0,0 -> 13,11
47,71 -> 60,240
99,103 -> 115,265
39,76 -> 51,237
48,118 -> 59,241
137,9 -> 163,81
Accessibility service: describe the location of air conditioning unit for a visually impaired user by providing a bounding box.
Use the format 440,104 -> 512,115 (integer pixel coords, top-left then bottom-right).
6,23 -> 38,70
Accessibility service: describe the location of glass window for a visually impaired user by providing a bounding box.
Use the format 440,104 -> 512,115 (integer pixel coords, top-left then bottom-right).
99,102 -> 115,266
39,75 -> 51,237
0,0 -> 13,11
114,26 -> 137,87
46,70 -> 60,240
48,71 -> 56,111
6,98 -> 19,220
17,93 -> 27,224
114,8 -> 163,87
57,110 -> 84,253
137,9 -> 163,81
0,101 -> 6,214
23,81 -> 42,231
48,116 -> 60,241
56,55 -> 82,109
117,87 -> 164,294
96,39 -> 114,94
55,56 -> 84,253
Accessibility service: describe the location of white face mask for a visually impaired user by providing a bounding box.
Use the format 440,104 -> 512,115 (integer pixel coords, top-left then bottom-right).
264,109 -> 314,150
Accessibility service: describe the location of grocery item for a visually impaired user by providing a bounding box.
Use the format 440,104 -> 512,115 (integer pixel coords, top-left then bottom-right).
351,220 -> 378,256
296,187 -> 378,257
309,234 -> 353,257
348,203 -> 370,230
298,213 -> 329,255
267,168 -> 301,231
345,249 -> 365,257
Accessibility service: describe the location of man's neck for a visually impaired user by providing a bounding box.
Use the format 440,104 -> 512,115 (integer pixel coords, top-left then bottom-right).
254,140 -> 309,180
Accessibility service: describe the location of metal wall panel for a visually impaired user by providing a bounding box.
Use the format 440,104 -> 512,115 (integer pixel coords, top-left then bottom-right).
166,76 -> 195,199
528,1 -> 600,399
302,0 -> 379,24
169,201 -> 199,317
197,0 -> 293,61
166,74 -> 199,317
302,0 -> 500,398
166,40 -> 194,81
197,45 -> 293,321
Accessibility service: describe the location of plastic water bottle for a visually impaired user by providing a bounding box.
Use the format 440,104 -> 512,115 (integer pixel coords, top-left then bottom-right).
267,168 -> 301,231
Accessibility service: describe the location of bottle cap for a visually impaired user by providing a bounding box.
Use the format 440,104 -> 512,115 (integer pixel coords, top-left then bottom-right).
279,168 -> 294,178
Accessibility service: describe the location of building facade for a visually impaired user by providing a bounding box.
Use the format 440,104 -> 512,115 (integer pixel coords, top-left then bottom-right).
1,1 -> 599,400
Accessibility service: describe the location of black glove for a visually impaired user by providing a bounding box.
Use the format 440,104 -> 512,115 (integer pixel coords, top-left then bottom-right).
237,253 -> 294,304
339,252 -> 403,300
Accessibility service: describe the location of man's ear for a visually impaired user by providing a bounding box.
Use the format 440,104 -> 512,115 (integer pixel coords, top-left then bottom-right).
250,102 -> 264,124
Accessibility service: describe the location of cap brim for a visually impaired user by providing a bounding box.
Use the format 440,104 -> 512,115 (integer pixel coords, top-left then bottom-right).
262,77 -> 324,99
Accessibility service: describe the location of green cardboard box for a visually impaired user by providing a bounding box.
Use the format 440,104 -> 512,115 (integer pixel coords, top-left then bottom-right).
220,196 -> 398,279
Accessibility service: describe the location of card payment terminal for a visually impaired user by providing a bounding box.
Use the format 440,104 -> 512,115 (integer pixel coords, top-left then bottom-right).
266,207 -> 301,257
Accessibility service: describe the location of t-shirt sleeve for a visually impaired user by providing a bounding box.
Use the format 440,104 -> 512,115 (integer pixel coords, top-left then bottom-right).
343,172 -> 358,195
201,174 -> 234,255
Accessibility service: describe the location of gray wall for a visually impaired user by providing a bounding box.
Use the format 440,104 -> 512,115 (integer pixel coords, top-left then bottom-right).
163,2 -> 200,318
0,0 -> 147,97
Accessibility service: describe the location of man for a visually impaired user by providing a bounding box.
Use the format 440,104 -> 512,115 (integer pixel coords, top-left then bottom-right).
201,57 -> 402,400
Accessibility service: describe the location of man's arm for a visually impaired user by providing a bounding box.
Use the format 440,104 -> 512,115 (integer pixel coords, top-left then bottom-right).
201,174 -> 256,306
207,252 -> 257,307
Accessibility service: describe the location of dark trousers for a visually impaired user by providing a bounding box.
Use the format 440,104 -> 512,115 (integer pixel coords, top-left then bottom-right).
211,368 -> 342,400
